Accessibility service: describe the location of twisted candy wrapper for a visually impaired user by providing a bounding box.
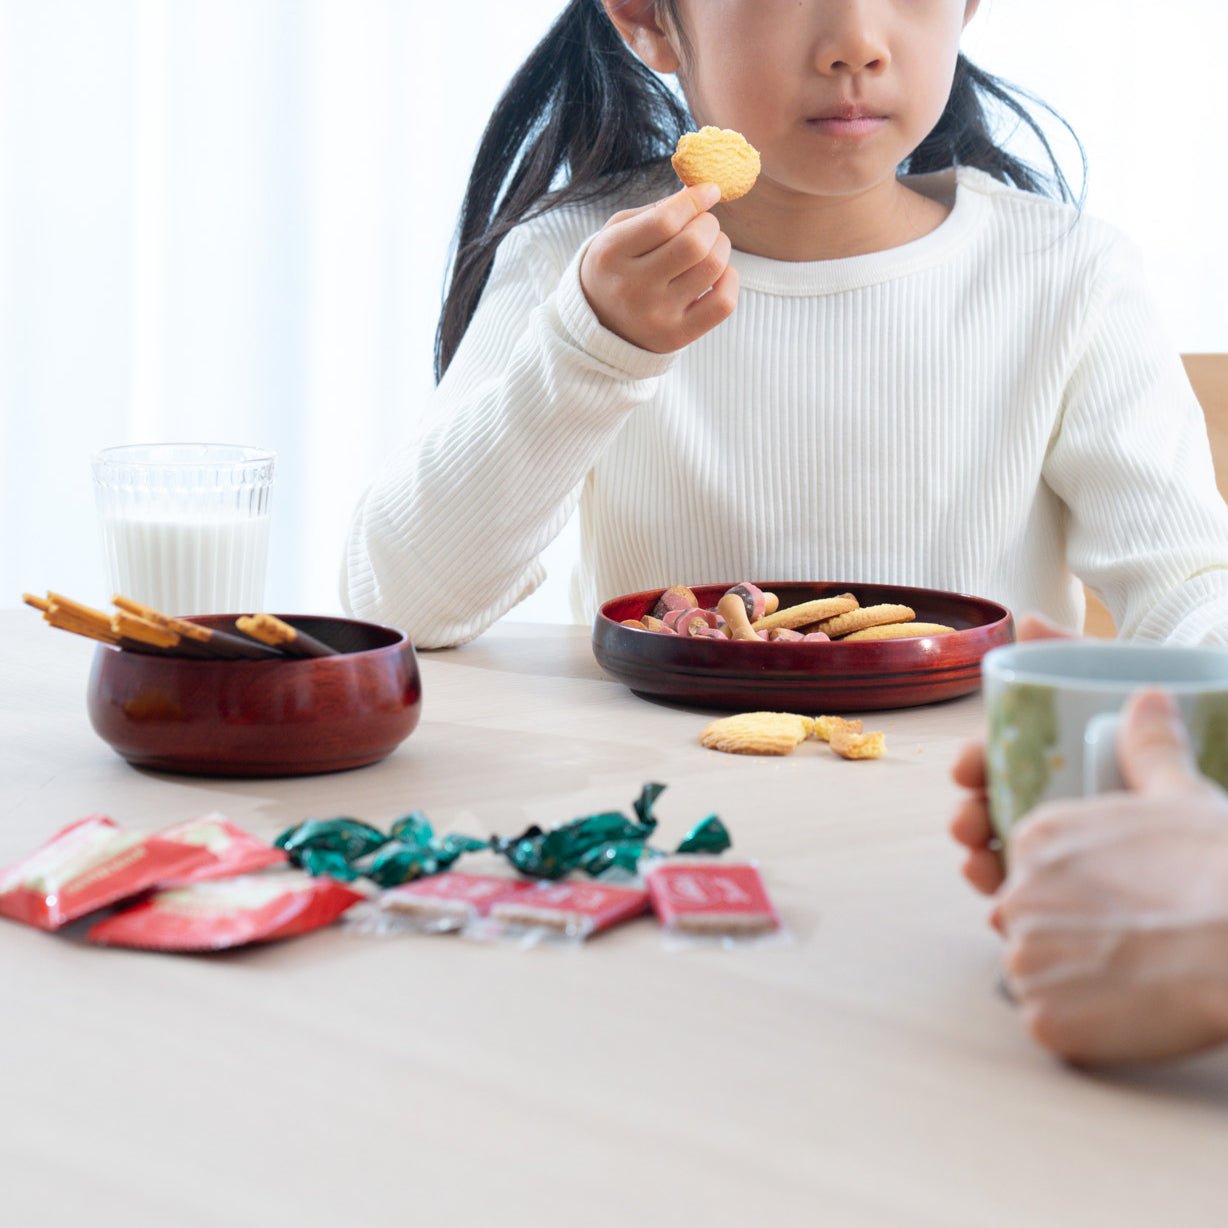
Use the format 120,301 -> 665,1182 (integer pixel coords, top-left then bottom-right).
275,784 -> 731,887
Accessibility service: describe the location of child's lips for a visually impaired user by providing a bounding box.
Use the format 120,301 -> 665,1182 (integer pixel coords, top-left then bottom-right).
806,114 -> 888,138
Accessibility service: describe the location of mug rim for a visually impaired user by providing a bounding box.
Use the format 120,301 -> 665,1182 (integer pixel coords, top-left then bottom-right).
982,640 -> 1228,694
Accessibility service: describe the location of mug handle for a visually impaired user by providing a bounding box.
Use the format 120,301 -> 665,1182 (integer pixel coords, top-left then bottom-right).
1084,712 -> 1125,795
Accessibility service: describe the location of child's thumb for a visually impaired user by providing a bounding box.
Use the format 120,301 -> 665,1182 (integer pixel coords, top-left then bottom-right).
1117,688 -> 1203,795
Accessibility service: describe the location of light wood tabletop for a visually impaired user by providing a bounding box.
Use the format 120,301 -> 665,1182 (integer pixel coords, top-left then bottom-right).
2,611 -> 1226,1228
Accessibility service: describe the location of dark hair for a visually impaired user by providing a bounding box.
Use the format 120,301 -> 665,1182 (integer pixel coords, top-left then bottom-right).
903,54 -> 1085,203
436,0 -> 1085,381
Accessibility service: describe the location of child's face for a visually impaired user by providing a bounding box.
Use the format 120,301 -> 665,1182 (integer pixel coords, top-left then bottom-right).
664,0 -> 978,200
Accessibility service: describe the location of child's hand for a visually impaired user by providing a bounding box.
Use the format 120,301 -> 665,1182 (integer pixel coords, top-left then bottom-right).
579,183 -> 738,354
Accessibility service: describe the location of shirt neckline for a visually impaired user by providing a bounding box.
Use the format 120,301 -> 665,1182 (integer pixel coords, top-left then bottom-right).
728,166 -> 987,296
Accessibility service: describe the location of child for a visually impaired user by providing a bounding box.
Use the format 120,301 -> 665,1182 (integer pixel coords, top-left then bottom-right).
342,0 -> 1228,649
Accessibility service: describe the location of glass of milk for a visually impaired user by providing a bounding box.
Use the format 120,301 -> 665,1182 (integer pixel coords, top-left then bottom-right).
92,443 -> 275,615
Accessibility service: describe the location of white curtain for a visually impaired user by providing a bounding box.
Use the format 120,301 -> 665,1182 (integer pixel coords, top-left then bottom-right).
1,0 -> 1224,620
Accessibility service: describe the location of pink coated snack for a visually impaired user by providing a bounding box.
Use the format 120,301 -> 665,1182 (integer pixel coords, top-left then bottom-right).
378,871 -> 532,932
644,861 -> 779,936
487,880 -> 650,940
0,816 -> 216,931
158,814 -> 287,885
86,873 -> 364,952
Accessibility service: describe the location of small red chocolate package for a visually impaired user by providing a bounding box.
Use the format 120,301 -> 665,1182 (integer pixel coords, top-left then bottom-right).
0,815 -> 217,931
86,872 -> 364,952
644,860 -> 780,939
365,872 -> 532,935
477,879 -> 651,942
157,814 -> 287,885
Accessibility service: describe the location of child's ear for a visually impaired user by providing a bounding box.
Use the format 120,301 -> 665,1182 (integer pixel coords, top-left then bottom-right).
601,0 -> 682,73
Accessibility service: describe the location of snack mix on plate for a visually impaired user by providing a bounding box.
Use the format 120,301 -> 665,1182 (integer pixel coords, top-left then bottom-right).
619,583 -> 955,643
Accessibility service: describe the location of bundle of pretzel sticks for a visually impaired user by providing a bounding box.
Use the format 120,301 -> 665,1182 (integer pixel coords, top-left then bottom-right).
22,592 -> 338,661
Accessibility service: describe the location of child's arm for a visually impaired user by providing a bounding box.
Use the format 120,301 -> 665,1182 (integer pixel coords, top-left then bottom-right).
1043,236 -> 1228,644
342,194 -> 712,647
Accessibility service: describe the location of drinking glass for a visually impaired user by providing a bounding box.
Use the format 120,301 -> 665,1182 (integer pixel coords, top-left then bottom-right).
92,443 -> 275,615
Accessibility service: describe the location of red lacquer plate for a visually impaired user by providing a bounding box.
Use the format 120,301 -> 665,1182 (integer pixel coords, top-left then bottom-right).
593,581 -> 1014,712
87,615 -> 421,777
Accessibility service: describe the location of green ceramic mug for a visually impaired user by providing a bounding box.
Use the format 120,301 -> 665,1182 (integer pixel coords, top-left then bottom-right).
982,640 -> 1228,841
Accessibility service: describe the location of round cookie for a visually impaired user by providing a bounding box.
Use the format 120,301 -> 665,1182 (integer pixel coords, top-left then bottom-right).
841,621 -> 956,642
699,711 -> 814,756
671,127 -> 761,202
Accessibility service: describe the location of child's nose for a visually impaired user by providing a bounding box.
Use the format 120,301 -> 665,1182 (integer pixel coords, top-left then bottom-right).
812,1 -> 891,75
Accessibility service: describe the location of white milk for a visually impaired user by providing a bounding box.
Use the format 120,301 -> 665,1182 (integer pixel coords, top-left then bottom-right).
100,512 -> 271,615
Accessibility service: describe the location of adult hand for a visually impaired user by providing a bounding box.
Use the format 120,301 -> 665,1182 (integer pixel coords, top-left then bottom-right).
995,688 -> 1228,1065
580,183 -> 739,353
949,614 -> 1072,895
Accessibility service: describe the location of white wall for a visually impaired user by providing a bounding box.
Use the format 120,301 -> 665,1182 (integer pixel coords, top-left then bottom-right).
1,0 -> 1224,623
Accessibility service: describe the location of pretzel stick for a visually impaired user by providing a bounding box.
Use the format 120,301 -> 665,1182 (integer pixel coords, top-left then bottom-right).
235,613 -> 338,658
112,595 -> 284,661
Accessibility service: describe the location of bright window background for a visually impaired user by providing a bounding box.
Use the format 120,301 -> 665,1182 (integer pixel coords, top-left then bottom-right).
1,0 -> 1224,622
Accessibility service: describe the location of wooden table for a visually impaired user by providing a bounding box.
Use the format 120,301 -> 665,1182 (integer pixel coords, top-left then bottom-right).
2,612 -> 1226,1227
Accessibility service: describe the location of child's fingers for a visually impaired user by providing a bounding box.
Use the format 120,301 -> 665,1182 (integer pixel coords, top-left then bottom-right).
680,262 -> 739,336
612,183 -> 721,257
649,211 -> 722,281
667,229 -> 732,305
601,202 -> 658,230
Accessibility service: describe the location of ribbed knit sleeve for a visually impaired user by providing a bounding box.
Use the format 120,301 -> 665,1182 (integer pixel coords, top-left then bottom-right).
342,222 -> 675,648
1043,234 -> 1228,644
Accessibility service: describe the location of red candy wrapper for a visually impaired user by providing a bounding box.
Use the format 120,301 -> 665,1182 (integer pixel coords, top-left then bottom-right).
644,861 -> 780,938
369,872 -> 532,934
86,873 -> 364,952
480,880 -> 651,942
158,814 -> 287,885
0,816 -> 216,931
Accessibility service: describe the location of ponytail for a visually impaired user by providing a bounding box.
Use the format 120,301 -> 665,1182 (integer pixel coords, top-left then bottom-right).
905,54 -> 1086,205
435,0 -> 690,381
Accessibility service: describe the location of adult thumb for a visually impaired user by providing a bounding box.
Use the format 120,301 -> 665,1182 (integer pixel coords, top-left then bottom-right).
1117,688 -> 1203,795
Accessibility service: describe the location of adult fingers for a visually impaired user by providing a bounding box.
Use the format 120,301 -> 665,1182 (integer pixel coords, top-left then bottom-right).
949,794 -> 993,849
950,738 -> 986,789
961,848 -> 1006,895
1117,687 -> 1207,796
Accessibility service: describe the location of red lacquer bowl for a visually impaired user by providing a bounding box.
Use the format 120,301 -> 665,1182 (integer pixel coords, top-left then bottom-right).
593,581 -> 1014,712
87,615 -> 421,777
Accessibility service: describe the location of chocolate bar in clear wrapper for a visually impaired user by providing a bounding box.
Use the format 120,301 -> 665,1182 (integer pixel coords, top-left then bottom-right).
484,880 -> 651,941
644,861 -> 779,937
375,872 -> 531,933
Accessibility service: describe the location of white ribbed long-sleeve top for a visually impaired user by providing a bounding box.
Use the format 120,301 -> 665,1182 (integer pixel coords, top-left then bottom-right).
343,164 -> 1228,649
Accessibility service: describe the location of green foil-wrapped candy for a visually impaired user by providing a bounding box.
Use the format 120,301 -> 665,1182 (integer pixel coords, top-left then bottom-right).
275,818 -> 390,864
675,815 -> 731,855
359,812 -> 491,887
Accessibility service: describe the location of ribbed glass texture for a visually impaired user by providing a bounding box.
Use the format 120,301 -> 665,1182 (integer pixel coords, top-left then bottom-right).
92,443 -> 275,615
